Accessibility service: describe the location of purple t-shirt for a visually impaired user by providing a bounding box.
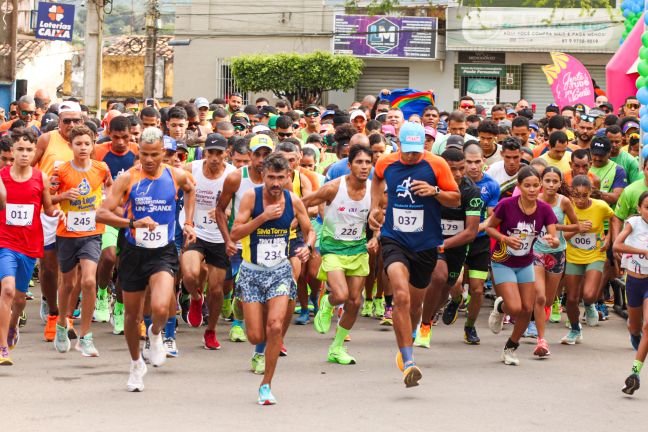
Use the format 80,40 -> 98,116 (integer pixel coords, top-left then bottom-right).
491,197 -> 558,268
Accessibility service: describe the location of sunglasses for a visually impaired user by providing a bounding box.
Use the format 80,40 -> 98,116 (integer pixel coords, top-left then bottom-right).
460,103 -> 474,109
233,124 -> 246,131
580,114 -> 596,123
21,110 -> 35,116
304,112 -> 319,118
278,132 -> 293,138
626,103 -> 640,110
292,124 -> 300,129
9,111 -> 16,116
62,118 -> 83,125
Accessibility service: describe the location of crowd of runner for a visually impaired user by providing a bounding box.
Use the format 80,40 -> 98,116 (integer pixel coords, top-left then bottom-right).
1,89 -> 648,403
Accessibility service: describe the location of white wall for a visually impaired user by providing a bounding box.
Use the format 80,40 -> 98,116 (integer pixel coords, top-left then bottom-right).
18,41 -> 75,101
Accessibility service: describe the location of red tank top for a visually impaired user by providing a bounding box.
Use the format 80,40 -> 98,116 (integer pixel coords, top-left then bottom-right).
0,166 -> 45,258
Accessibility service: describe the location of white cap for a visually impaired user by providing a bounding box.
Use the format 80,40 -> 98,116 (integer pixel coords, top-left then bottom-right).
58,101 -> 82,114
350,110 -> 366,121
252,124 -> 270,133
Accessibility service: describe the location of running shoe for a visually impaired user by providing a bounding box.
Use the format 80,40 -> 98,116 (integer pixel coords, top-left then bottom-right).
180,295 -> 190,324
560,329 -> 583,345
203,330 -> 222,350
413,323 -> 431,348
93,290 -> 110,323
585,305 -> 599,327
139,321 -> 146,340
112,303 -> 124,335
533,338 -> 551,357
127,358 -> 147,392
251,353 -> 265,375
432,310 -> 441,326
72,306 -> 80,320
403,362 -> 422,387
76,333 -> 99,357
44,314 -> 57,342
229,324 -> 247,342
67,319 -> 77,340
7,326 -> 19,350
221,297 -> 233,319
631,334 -> 641,351
313,295 -> 334,334
622,374 -> 640,395
488,297 -> 505,334
328,345 -> 356,365
54,323 -> 70,353
501,347 -> 519,366
373,298 -> 385,318
258,384 -> 277,405
361,300 -> 373,317
164,338 -> 179,358
142,339 -> 151,364
380,306 -> 393,326
596,303 -> 609,321
523,321 -> 538,338
294,309 -> 310,325
18,311 -> 26,328
147,325 -> 166,367
464,326 -> 480,345
188,295 -> 204,328
0,346 -> 13,366
442,299 -> 460,325
280,344 -> 287,357
550,298 -> 562,323
40,297 -> 49,323
396,352 -> 404,371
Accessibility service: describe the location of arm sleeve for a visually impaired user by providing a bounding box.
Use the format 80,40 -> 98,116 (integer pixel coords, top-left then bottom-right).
465,186 -> 483,216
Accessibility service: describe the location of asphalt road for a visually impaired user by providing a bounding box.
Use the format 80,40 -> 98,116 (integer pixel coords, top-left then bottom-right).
3,287 -> 646,432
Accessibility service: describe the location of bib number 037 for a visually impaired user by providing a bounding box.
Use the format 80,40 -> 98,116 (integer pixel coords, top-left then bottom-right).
393,208 -> 424,233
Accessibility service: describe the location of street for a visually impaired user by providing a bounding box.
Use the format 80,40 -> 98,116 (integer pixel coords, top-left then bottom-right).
3,287 -> 646,432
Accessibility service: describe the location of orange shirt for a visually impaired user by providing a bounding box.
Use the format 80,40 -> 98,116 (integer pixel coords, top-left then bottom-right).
0,118 -> 40,132
563,169 -> 597,187
93,142 -> 139,161
298,166 -> 320,190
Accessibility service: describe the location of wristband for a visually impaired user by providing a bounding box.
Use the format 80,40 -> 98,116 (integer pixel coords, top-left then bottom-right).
129,218 -> 135,229
184,221 -> 194,227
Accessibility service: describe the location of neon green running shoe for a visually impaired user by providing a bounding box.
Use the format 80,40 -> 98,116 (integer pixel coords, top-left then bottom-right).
93,290 -> 110,323
251,353 -> 265,375
361,300 -> 373,317
313,295 -> 334,334
221,297 -> 233,319
229,324 -> 247,342
413,323 -> 431,348
373,297 -> 385,318
327,345 -> 356,365
112,302 -> 124,335
550,298 -> 562,323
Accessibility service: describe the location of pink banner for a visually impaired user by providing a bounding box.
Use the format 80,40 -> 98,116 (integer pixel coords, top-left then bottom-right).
542,52 -> 595,109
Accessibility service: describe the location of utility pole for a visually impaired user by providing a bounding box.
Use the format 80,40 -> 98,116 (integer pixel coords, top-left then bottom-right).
83,0 -> 104,118
143,0 -> 159,100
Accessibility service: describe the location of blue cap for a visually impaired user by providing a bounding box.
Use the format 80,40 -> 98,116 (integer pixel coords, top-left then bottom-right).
321,109 -> 335,118
399,122 -> 425,153
163,135 -> 177,151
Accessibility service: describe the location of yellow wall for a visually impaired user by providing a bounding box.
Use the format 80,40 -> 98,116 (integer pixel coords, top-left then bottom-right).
102,55 -> 146,97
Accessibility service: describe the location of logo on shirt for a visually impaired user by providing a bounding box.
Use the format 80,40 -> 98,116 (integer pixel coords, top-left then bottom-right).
77,178 -> 91,196
469,197 -> 484,208
396,177 -> 415,204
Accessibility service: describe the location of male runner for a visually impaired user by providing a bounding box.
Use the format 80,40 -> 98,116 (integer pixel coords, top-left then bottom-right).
0,128 -> 62,365
230,153 -> 314,405
183,133 -> 236,350
302,145 -> 376,364
369,122 -> 459,387
96,127 -> 196,392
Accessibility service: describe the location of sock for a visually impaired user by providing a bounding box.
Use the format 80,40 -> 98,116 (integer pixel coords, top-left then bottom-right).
143,315 -> 152,331
632,360 -> 643,375
114,301 -> 124,314
399,346 -> 413,364
571,321 -> 580,332
98,287 -> 108,297
255,342 -> 266,355
165,316 -> 176,339
385,295 -> 393,308
465,317 -> 475,328
505,338 -> 519,350
332,325 -> 350,348
584,302 -> 591,308
497,301 -> 505,313
421,321 -> 431,327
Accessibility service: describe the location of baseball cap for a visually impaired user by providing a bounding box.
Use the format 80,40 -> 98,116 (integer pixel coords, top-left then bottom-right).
321,110 -> 335,118
304,105 -> 320,115
58,101 -> 82,115
399,122 -> 425,153
623,121 -> 640,134
268,116 -> 279,130
163,135 -> 177,152
574,103 -> 588,114
350,110 -> 367,121
41,113 -> 59,128
375,112 -> 388,123
252,124 -> 270,133
506,108 -> 516,116
445,134 -> 464,150
590,136 -> 611,155
588,108 -> 605,118
194,97 -> 209,109
250,134 -> 274,152
545,104 -> 560,114
231,112 -> 250,125
424,126 -> 437,139
381,124 -> 396,136
204,133 -> 227,151
599,102 -> 614,112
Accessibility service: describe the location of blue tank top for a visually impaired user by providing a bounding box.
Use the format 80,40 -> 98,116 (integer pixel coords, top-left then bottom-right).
124,165 -> 178,248
102,151 -> 137,180
241,187 -> 294,267
534,195 -> 567,253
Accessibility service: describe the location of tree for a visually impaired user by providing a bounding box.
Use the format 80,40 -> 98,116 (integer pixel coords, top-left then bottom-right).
230,52 -> 363,106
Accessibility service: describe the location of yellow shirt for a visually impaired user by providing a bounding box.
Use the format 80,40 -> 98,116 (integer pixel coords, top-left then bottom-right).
541,152 -> 571,172
565,198 -> 614,264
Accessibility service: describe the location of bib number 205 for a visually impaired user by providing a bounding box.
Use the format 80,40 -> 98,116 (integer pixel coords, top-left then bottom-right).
135,225 -> 168,248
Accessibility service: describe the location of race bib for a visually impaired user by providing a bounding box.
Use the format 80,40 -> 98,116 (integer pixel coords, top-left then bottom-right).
334,223 -> 364,241
135,225 -> 168,248
570,232 -> 597,250
257,240 -> 287,267
508,231 -> 534,257
66,210 -> 96,232
441,219 -> 464,237
196,209 -> 218,232
5,203 -> 34,226
393,208 -> 424,233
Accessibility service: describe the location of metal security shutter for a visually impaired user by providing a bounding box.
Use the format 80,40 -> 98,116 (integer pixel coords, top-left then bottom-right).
521,64 -> 606,115
355,67 -> 409,101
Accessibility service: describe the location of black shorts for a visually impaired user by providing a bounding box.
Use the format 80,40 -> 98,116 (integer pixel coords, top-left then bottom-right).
438,245 -> 468,285
56,235 -> 102,273
119,242 -> 179,293
381,237 -> 438,289
289,235 -> 305,259
185,237 -> 229,269
464,235 -> 490,273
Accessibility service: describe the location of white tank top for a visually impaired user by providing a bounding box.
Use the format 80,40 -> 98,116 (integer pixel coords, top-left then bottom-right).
321,176 -> 371,247
192,160 -> 235,243
231,165 -> 262,249
621,216 -> 648,275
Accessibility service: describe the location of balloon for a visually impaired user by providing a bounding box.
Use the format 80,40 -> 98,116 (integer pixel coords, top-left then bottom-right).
643,134 -> 648,146
642,32 -> 648,48
641,116 -> 648,132
624,9 -> 632,18
641,47 -> 648,60
645,12 -> 648,26
642,144 -> 648,161
637,76 -> 646,89
638,60 -> 648,77
637,86 -> 648,104
641,105 -> 648,116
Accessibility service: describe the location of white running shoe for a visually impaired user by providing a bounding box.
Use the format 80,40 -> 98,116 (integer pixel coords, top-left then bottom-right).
488,297 -> 505,334
585,305 -> 599,327
127,358 -> 147,392
501,347 -> 519,366
147,325 -> 166,367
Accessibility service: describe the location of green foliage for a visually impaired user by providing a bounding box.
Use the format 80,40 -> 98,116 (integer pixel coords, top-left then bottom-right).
230,52 -> 363,105
345,0 -> 615,13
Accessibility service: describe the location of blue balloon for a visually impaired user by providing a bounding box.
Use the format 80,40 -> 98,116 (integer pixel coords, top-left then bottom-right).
624,9 -> 632,18
644,11 -> 648,26
641,105 -> 648,117
641,116 -> 648,132
638,87 -> 648,104
642,144 -> 648,161
643,134 -> 648,146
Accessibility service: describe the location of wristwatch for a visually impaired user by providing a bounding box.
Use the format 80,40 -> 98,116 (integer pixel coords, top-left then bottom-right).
432,186 -> 441,196
129,218 -> 135,229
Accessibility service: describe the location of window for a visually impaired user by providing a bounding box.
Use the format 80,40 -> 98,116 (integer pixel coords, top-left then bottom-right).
216,58 -> 249,103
